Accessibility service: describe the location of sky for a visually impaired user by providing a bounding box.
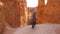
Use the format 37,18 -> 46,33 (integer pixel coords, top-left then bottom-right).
26,0 -> 38,7
45,0 -> 47,5
26,0 -> 47,7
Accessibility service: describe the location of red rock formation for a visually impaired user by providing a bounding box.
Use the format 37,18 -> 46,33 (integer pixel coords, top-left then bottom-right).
0,0 -> 28,34
20,0 -> 28,27
36,0 -> 45,24
0,0 -> 20,28
0,8 -> 5,34
43,0 -> 60,23
36,0 -> 60,24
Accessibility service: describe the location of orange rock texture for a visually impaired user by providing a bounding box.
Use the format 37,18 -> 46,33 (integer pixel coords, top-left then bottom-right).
36,0 -> 45,24
0,0 -> 20,28
0,11 -> 5,34
0,0 -> 21,34
20,0 -> 28,27
36,0 -> 60,24
43,0 -> 60,23
0,0 -> 28,29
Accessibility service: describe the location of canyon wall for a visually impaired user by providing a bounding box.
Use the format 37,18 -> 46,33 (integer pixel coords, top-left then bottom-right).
20,0 -> 28,27
36,0 -> 45,24
36,0 -> 60,24
1,0 -> 20,28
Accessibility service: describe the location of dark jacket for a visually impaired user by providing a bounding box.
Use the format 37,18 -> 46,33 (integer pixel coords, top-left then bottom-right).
31,12 -> 36,21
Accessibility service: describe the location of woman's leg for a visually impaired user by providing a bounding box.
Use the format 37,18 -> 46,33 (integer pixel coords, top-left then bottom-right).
32,21 -> 36,28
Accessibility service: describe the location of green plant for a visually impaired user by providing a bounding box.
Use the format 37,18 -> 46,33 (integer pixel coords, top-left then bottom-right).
27,20 -> 32,25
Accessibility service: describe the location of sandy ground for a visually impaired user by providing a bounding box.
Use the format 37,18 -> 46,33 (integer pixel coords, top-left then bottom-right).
3,24 -> 60,34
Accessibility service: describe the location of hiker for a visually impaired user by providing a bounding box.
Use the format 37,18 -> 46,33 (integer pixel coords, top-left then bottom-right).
31,11 -> 36,28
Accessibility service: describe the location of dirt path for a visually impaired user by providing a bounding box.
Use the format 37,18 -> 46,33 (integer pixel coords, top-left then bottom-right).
3,24 -> 60,34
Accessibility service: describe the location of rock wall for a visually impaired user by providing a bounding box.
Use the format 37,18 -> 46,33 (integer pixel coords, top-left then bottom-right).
43,0 -> 60,23
20,0 -> 28,27
0,12 -> 5,34
36,0 -> 60,24
36,0 -> 45,24
0,0 -> 22,34
0,0 -> 28,34
0,0 -> 20,28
